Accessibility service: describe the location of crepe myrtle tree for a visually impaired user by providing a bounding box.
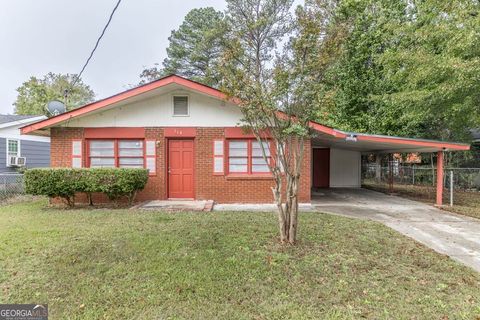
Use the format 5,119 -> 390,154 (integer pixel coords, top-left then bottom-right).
221,0 -> 323,244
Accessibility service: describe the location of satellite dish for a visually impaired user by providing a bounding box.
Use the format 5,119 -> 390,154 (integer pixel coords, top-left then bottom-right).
45,100 -> 66,116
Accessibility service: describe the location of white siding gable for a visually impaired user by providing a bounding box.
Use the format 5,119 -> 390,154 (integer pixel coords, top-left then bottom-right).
68,90 -> 243,128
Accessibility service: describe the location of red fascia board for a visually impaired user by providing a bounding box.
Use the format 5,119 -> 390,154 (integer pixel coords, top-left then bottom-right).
275,112 -> 347,138
278,115 -> 347,138
21,74 -> 470,152
308,121 -> 347,138
21,75 -> 230,134
355,134 -> 470,151
308,120 -> 469,150
84,127 -> 145,139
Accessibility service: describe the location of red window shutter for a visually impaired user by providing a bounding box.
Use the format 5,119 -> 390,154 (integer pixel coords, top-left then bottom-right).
213,140 -> 224,175
71,140 -> 82,168
145,140 -> 156,175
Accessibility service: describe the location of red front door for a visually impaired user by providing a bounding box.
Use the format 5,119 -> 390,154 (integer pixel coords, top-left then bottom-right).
168,139 -> 194,199
313,148 -> 330,188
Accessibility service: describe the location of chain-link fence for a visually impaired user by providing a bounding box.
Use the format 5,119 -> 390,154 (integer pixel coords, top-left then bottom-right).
362,163 -> 480,215
0,173 -> 24,200
362,164 -> 480,191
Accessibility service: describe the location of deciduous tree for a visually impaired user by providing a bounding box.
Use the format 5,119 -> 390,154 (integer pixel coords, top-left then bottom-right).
14,73 -> 95,116
221,0 -> 335,244
316,0 -> 480,142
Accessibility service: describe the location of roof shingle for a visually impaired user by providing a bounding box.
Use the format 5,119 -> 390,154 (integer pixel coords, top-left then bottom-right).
0,114 -> 42,125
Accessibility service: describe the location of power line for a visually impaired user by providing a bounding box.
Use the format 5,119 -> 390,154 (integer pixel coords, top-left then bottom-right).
57,0 -> 122,165
69,0 -> 122,91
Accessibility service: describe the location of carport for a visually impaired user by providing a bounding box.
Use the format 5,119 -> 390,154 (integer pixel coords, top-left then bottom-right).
308,122 -> 470,206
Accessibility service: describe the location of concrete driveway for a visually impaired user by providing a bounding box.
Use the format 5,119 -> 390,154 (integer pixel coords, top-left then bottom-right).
312,188 -> 480,272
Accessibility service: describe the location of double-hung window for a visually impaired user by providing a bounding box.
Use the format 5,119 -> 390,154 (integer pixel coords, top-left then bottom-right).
88,139 -> 144,168
118,140 -> 144,168
227,139 -> 271,174
6,139 -> 20,166
251,140 -> 271,173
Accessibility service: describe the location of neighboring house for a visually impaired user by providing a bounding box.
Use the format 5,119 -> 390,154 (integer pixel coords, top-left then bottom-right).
0,114 -> 50,173
21,75 -> 469,205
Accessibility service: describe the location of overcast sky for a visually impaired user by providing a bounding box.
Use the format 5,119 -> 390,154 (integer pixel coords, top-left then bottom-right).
0,0 -> 229,114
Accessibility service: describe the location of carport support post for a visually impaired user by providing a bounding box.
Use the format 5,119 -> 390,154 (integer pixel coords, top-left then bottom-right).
436,151 -> 444,206
388,153 -> 394,194
450,170 -> 454,207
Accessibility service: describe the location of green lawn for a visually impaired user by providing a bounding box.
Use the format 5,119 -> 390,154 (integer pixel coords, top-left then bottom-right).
1,199 -> 479,319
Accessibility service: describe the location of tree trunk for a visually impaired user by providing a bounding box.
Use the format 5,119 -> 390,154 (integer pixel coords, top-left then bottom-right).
285,176 -> 292,239
87,192 -> 93,206
128,190 -> 137,206
272,172 -> 287,243
288,176 -> 299,244
64,195 -> 75,208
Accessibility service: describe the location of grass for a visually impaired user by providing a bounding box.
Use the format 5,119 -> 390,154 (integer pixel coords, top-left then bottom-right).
363,180 -> 480,220
0,199 -> 480,319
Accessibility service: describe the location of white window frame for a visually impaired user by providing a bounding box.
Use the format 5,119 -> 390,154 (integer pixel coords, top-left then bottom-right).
6,139 -> 20,167
172,95 -> 190,117
87,139 -> 145,169
226,139 -> 272,175
213,140 -> 224,175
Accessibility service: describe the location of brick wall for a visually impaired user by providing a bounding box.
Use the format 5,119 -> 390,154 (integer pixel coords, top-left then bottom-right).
51,127 -> 84,167
195,128 -> 311,203
139,128 -> 166,201
50,127 -> 311,204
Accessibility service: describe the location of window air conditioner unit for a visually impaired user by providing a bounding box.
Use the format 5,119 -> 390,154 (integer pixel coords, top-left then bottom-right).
16,157 -> 26,166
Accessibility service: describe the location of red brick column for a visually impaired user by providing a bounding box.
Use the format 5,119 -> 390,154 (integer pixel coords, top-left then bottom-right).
436,151 -> 444,206
137,128 -> 166,201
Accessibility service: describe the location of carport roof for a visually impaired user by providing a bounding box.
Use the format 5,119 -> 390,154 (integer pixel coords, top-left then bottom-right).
309,121 -> 470,153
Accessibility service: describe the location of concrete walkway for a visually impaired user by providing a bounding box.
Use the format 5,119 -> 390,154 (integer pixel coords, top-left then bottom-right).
312,188 -> 480,272
137,200 -> 214,212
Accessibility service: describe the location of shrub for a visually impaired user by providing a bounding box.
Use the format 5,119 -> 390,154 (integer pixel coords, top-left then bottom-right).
24,168 -> 149,207
75,169 -> 99,206
92,168 -> 149,204
25,168 -> 82,206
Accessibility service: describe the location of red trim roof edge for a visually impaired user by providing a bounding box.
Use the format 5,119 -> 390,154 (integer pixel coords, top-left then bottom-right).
20,74 -> 470,152
308,120 -> 470,151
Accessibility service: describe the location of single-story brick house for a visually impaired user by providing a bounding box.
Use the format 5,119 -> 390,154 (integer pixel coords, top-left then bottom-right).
21,75 -> 469,205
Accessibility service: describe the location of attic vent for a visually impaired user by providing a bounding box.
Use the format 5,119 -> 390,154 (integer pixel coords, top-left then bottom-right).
173,96 -> 189,116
